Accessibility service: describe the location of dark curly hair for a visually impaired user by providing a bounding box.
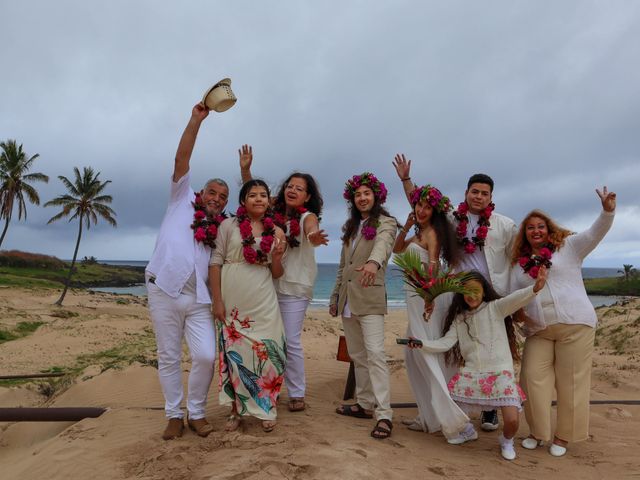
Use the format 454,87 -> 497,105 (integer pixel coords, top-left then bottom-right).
273,172 -> 323,218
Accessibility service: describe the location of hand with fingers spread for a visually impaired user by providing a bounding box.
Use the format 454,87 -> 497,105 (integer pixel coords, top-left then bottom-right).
533,265 -> 548,293
307,229 -> 329,246
239,144 -> 253,171
596,186 -> 616,213
392,154 -> 412,181
356,261 -> 379,287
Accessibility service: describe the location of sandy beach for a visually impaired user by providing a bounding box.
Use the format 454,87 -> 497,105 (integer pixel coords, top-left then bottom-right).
1,286 -> 639,479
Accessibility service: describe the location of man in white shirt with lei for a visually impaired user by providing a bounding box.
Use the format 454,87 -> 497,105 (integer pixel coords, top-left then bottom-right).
146,102 -> 229,440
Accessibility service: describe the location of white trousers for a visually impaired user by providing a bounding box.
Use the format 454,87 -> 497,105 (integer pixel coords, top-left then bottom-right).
147,280 -> 215,419
278,294 -> 309,398
342,314 -> 393,421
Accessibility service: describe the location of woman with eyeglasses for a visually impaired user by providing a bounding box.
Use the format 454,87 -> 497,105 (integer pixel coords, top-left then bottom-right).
240,145 -> 328,412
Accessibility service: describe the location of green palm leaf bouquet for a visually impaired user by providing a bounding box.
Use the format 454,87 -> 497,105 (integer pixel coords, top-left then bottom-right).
393,250 -> 475,303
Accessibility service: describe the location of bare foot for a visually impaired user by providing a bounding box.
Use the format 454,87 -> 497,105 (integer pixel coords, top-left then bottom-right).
225,414 -> 241,432
262,420 -> 276,432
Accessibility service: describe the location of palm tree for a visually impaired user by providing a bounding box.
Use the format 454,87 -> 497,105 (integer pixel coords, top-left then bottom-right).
45,167 -> 117,305
618,264 -> 637,282
0,140 -> 49,248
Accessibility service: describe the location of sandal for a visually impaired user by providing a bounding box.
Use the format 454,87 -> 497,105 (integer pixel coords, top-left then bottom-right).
288,398 -> 306,412
335,403 -> 374,419
262,420 -> 277,433
225,414 -> 241,432
371,419 -> 393,439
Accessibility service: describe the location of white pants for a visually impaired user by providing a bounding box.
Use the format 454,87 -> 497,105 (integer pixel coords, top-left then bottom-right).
279,294 -> 309,398
147,280 -> 215,419
342,314 -> 393,421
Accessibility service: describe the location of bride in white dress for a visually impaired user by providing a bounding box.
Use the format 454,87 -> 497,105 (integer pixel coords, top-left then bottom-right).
393,185 -> 469,439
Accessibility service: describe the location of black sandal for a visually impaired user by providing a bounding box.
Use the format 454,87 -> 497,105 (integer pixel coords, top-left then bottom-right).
335,403 -> 374,419
371,419 -> 393,439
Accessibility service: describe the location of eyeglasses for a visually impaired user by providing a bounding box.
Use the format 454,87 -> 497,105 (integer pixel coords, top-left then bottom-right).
285,184 -> 306,193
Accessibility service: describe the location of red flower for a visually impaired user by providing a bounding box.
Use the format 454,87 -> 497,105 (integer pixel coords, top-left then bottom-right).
239,219 -> 253,238
464,242 -> 476,254
539,247 -> 552,259
484,205 -> 494,217
457,202 -> 469,214
224,323 -> 243,345
263,217 -> 274,229
207,224 -> 218,237
194,210 -> 206,220
239,316 -> 253,329
243,246 -> 258,263
528,265 -> 540,279
289,219 -> 301,237
260,235 -> 274,253
257,368 -> 283,404
252,342 -> 269,361
194,228 -> 207,241
518,256 -> 529,268
476,225 -> 488,239
362,225 -> 377,240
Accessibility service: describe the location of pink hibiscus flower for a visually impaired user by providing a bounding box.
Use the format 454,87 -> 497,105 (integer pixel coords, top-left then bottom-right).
257,368 -> 283,404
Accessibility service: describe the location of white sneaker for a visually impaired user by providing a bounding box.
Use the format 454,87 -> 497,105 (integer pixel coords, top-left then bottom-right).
549,443 -> 567,457
447,425 -> 479,445
499,435 -> 516,460
521,437 -> 544,450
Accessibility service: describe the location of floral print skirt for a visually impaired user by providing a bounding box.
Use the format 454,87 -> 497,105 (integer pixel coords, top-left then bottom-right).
447,369 -> 526,413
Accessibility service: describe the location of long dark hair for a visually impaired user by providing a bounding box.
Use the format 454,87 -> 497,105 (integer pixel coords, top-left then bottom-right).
415,207 -> 460,268
273,172 -> 323,218
340,196 -> 394,244
442,270 -> 520,367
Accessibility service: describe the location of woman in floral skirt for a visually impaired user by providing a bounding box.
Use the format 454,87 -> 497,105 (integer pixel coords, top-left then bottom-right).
209,179 -> 287,432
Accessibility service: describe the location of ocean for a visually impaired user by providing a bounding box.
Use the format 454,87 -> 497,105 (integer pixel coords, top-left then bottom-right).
93,261 -> 622,308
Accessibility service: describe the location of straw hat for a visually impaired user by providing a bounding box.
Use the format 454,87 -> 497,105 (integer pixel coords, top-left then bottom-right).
202,78 -> 237,112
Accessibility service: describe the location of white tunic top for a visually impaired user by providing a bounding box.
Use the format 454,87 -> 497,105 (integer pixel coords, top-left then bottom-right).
146,172 -> 212,304
274,211 -> 317,300
510,210 -> 614,333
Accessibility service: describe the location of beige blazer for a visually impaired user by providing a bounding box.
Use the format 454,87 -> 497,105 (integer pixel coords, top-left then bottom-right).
330,214 -> 397,316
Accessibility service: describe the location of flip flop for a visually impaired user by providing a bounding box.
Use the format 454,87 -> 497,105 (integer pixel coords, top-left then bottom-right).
288,398 -> 306,412
335,403 -> 374,419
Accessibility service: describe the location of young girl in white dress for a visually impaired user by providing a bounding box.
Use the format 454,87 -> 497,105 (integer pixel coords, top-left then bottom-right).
408,267 -> 548,460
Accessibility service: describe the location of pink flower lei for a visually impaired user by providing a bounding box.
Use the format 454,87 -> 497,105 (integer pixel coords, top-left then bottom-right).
343,172 -> 388,204
236,206 -> 276,265
452,201 -> 495,254
273,206 -> 307,248
361,220 -> 379,241
518,244 -> 554,278
191,192 -> 227,249
410,185 -> 452,214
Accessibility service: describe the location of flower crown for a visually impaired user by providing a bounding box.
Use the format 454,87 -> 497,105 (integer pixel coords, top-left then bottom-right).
410,185 -> 452,214
343,172 -> 388,204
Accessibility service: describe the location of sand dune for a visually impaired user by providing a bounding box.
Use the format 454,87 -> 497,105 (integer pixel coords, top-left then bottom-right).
1,287 -> 639,479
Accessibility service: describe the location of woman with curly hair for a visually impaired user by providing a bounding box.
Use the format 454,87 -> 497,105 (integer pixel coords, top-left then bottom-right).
239,145 -> 328,413
511,187 -> 616,457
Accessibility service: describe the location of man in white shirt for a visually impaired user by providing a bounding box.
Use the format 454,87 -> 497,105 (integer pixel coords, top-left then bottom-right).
146,102 -> 229,440
395,157 -> 517,433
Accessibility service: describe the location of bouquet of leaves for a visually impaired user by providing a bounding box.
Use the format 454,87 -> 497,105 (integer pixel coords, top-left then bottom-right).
393,250 -> 475,303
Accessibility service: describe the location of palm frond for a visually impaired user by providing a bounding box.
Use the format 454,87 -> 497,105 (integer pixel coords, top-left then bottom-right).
393,251 -> 475,303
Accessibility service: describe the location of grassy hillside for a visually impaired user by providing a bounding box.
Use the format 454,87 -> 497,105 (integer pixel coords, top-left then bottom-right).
584,276 -> 640,296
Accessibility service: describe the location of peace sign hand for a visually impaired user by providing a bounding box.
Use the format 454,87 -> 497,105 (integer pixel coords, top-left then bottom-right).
596,186 -> 616,213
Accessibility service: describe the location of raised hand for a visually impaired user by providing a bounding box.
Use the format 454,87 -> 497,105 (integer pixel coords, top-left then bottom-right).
392,154 -> 412,180
596,186 -> 616,212
403,212 -> 416,231
239,144 -> 253,171
192,102 -> 210,122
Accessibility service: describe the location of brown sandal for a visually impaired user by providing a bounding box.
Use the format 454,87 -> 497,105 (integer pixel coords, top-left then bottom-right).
371,419 -> 393,439
288,398 -> 306,412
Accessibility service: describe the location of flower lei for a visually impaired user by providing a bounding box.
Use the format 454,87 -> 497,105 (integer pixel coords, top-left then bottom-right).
518,244 -> 554,279
361,220 -> 380,240
343,172 -> 388,204
410,185 -> 452,213
273,206 -> 307,248
452,202 -> 495,254
191,193 -> 227,249
236,206 -> 276,265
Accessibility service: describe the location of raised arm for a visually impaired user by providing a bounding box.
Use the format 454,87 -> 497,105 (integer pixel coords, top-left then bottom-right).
239,144 -> 253,183
495,266 -> 547,317
570,187 -> 616,259
392,154 -> 416,204
173,103 -> 210,182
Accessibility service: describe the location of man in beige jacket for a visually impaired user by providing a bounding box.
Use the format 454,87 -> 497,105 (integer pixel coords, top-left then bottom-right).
330,172 -> 397,439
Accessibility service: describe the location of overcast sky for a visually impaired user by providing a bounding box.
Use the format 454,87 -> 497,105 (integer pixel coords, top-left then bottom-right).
1,1 -> 639,267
